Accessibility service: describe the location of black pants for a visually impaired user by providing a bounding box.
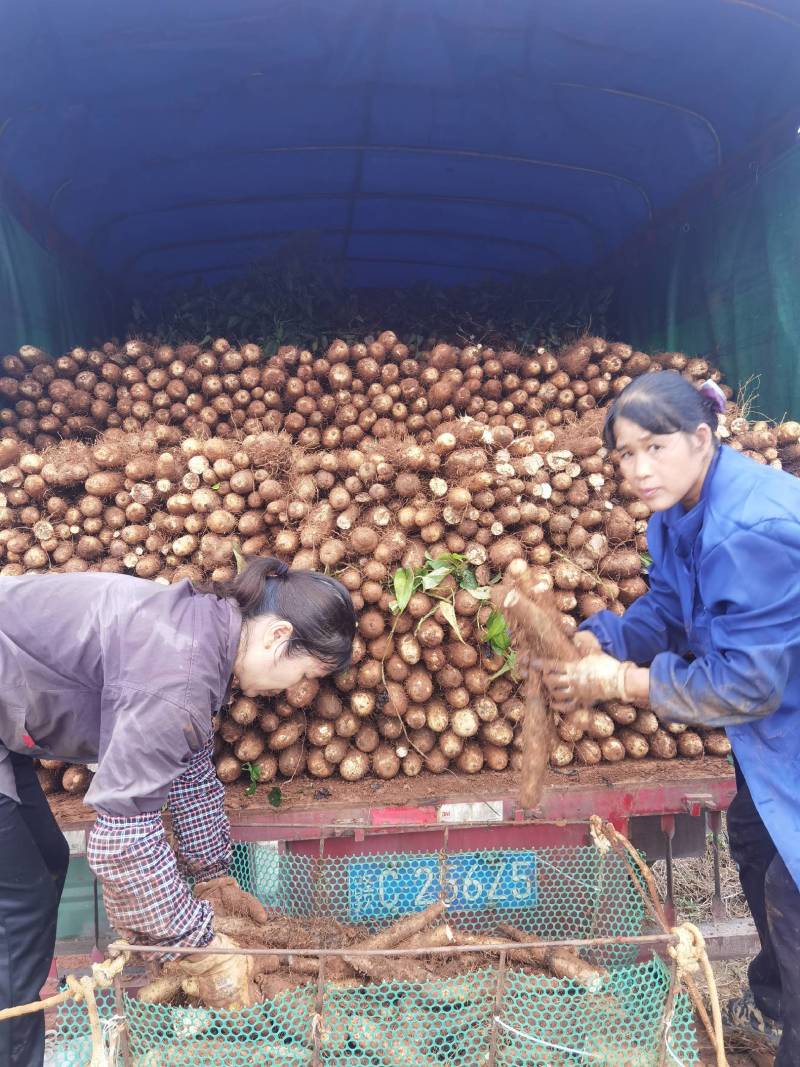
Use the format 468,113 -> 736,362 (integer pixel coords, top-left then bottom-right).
727,760 -> 800,1067
0,753 -> 70,1067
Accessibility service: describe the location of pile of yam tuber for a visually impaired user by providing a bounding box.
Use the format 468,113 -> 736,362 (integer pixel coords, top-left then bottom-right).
138,901 -> 609,1005
2,332 -> 790,792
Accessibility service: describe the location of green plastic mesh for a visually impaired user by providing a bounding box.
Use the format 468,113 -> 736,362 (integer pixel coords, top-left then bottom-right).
53,842 -> 700,1065
229,842 -> 645,966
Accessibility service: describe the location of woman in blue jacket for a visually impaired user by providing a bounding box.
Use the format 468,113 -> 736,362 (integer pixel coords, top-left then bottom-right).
542,371 -> 800,1065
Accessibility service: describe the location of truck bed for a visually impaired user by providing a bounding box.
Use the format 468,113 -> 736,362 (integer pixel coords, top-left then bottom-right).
50,756 -> 735,842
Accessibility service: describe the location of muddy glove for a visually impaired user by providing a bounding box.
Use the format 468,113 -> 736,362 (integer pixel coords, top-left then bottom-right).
572,630 -> 602,656
194,876 -> 269,924
542,653 -> 632,712
163,934 -> 255,1011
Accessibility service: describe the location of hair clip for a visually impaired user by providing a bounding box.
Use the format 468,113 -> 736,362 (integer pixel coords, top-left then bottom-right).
699,379 -> 726,414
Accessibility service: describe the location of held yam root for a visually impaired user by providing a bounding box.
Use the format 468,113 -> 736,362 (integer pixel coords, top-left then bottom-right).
137,976 -> 185,1004
493,579 -> 579,808
193,876 -> 269,924
493,578 -> 578,664
517,669 -> 551,810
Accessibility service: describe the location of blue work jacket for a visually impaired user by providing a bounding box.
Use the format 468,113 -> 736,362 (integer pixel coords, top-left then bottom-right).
583,444 -> 800,889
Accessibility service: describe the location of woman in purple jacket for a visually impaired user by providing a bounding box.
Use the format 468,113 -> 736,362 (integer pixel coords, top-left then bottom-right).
0,556 -> 355,1066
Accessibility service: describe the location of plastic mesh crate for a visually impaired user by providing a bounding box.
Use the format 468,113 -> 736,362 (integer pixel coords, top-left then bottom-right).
53,840 -> 700,1066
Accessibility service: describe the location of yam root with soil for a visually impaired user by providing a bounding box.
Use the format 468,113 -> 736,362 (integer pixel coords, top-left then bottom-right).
136,904 -> 613,1009
1,331 -> 778,789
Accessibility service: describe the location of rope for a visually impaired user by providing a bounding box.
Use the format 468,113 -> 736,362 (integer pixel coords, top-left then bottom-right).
589,816 -> 612,856
589,815 -> 729,1067
0,950 -> 128,1064
669,922 -> 727,1067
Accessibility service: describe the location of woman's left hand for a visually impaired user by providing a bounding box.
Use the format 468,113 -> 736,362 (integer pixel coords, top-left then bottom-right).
541,653 -> 632,712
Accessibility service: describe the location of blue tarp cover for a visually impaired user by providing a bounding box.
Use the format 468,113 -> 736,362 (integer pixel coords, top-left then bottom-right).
1,0 -> 799,293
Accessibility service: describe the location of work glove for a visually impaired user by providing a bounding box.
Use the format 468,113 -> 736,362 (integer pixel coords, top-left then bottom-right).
572,630 -> 602,656
163,933 -> 256,1011
541,653 -> 632,712
194,875 -> 269,924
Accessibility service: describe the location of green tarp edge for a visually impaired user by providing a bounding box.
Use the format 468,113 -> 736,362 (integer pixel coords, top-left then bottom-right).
614,144 -> 800,421
0,200 -> 111,357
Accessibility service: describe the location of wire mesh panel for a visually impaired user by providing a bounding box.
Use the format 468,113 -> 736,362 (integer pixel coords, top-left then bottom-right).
51,990 -> 118,1066
53,963 -> 699,1066
125,984 -> 316,1065
53,840 -> 700,1065
231,842 -> 646,967
497,958 -> 698,1065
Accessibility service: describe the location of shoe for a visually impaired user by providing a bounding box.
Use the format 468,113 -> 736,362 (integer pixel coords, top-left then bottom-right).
722,990 -> 782,1050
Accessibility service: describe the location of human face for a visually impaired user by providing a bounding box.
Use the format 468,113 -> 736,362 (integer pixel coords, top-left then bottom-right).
233,615 -> 331,698
613,416 -> 714,511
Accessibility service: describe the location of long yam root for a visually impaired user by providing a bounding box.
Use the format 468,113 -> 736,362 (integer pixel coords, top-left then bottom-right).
493,578 -> 579,663
359,901 -> 446,949
287,954 -> 355,978
497,923 -> 608,991
493,579 -> 584,809
137,976 -> 184,1004
343,901 -> 445,982
518,670 -> 551,809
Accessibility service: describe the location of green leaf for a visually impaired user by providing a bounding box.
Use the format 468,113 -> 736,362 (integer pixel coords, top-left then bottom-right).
438,600 -> 465,643
483,609 -> 512,655
484,610 -> 507,642
488,651 -> 517,682
392,567 -> 415,613
459,568 -> 478,590
430,552 -> 464,568
211,482 -> 221,491
470,585 -> 492,601
421,565 -> 451,591
268,786 -> 283,808
242,761 -> 262,797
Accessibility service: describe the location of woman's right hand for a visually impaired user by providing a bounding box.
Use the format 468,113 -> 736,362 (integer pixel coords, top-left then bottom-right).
542,653 -> 632,712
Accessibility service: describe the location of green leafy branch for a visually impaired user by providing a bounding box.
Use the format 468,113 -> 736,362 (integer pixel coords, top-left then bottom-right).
389,553 -> 491,643
242,761 -> 261,797
480,609 -> 517,681
387,553 -> 516,680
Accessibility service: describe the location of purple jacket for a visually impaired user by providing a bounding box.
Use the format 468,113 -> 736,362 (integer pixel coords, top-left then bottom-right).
0,573 -> 241,816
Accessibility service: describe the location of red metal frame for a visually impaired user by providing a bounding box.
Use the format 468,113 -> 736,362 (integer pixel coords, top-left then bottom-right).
54,770 -> 736,855
226,772 -> 735,845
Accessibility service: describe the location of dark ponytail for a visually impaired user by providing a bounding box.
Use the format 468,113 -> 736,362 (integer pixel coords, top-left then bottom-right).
201,556 -> 356,672
603,371 -> 724,450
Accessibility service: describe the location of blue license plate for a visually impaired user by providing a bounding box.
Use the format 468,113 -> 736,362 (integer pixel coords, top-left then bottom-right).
347,850 -> 538,921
